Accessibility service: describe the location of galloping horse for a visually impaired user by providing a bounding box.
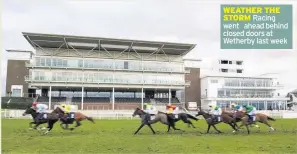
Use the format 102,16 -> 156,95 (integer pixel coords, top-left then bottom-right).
233,111 -> 276,134
22,106 -> 59,135
195,109 -> 238,133
132,108 -> 198,135
52,106 -> 95,131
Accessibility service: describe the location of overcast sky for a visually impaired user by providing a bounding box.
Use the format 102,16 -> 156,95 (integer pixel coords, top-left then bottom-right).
2,0 -> 297,96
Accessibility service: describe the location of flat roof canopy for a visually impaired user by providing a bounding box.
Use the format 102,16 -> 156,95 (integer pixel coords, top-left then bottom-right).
23,32 -> 196,56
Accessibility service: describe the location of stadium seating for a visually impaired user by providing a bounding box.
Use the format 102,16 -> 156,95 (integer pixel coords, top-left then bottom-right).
155,98 -> 180,104
72,97 -> 110,103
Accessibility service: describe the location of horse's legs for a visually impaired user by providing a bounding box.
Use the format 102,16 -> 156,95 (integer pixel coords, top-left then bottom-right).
229,123 -> 238,133
206,124 -> 211,133
167,125 -> 171,132
33,123 -> 41,130
245,124 -> 250,134
212,125 -> 222,133
147,124 -> 156,134
184,119 -> 196,128
134,123 -> 145,135
70,120 -> 82,131
29,122 -> 35,129
263,121 -> 275,131
44,120 -> 58,135
171,125 -> 181,131
44,121 -> 53,135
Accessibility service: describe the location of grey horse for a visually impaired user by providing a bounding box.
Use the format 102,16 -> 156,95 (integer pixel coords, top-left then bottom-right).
132,108 -> 198,135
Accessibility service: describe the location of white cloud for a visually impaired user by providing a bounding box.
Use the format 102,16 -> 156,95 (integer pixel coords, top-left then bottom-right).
2,0 -> 297,95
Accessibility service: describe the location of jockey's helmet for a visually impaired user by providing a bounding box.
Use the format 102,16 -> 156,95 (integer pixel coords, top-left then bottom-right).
242,104 -> 247,107
231,103 -> 236,107
32,102 -> 38,107
61,104 -> 66,108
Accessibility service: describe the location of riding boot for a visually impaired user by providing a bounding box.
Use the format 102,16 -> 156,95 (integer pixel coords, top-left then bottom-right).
248,115 -> 252,123
167,114 -> 175,126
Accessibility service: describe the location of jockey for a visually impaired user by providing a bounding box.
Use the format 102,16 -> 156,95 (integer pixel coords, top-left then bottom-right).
60,104 -> 71,119
32,102 -> 48,121
208,104 -> 222,122
231,103 -> 243,113
166,104 -> 177,126
242,104 -> 256,123
143,103 -> 155,115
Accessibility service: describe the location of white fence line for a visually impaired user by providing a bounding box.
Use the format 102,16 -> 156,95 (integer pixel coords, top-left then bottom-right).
1,109 -> 297,119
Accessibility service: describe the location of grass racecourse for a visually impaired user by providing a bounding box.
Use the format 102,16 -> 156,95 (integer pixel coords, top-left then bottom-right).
2,119 -> 297,154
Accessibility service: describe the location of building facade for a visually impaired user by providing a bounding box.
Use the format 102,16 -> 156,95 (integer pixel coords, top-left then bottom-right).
6,32 -> 196,110
200,75 -> 289,110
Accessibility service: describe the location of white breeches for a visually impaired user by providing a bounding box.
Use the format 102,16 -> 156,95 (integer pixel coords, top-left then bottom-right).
213,109 -> 222,115
248,107 -> 256,116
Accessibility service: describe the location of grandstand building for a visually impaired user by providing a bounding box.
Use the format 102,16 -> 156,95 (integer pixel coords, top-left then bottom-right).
200,75 -> 289,110
5,32 -> 199,110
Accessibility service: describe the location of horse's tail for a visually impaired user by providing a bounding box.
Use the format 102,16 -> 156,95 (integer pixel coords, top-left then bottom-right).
267,116 -> 276,121
186,114 -> 199,121
86,116 -> 95,123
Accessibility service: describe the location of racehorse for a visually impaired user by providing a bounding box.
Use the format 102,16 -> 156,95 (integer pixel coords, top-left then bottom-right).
22,106 -> 59,135
132,108 -> 199,135
22,106 -> 48,130
233,111 -> 276,134
195,109 -> 238,133
52,106 -> 95,131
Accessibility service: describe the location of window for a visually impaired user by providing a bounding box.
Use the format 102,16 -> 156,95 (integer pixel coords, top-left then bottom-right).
36,57 -> 40,66
237,69 -> 243,73
46,58 -> 51,66
221,69 -> 228,72
40,58 -> 45,66
236,61 -> 243,65
12,89 -> 21,97
211,79 -> 218,83
220,60 -> 228,64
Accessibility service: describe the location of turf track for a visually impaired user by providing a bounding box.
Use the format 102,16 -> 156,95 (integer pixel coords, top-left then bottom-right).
2,119 -> 297,154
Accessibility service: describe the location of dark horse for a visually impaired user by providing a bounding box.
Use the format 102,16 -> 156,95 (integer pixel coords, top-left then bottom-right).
195,109 -> 238,133
22,106 -> 59,135
52,106 -> 95,131
132,108 -> 199,135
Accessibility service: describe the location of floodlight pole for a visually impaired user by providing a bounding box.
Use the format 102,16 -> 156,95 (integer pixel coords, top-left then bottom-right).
81,86 -> 84,110
169,88 -> 171,105
141,88 -> 144,109
112,87 -> 115,110
49,86 -> 52,110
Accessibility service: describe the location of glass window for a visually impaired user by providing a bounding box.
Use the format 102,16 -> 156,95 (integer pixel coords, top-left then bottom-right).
62,60 -> 67,67
57,59 -> 62,67
40,58 -> 45,66
36,57 -> 40,66
68,59 -> 79,68
78,60 -> 83,68
46,58 -> 51,66
52,58 -> 57,66
12,89 -> 22,97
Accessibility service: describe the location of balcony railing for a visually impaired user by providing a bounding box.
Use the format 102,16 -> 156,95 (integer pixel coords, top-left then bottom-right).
223,84 -> 279,88
25,62 -> 187,74
25,75 -> 190,86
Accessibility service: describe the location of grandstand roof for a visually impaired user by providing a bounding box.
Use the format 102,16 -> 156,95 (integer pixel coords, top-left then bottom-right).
23,32 -> 196,56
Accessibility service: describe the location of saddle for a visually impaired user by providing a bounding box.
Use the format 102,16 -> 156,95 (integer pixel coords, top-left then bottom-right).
36,113 -> 48,121
68,112 -> 75,119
